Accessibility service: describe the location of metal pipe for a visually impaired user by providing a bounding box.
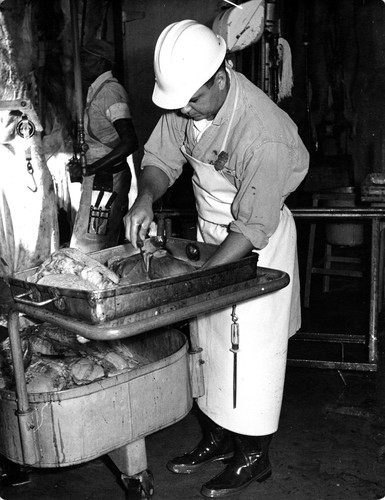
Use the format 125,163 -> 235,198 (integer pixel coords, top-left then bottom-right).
369,218 -> 379,364
70,0 -> 87,175
292,208 -> 385,219
287,359 -> 377,372
7,310 -> 38,465
264,0 -> 277,99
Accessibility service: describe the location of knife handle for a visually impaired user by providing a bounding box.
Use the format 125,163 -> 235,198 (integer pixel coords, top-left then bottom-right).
94,189 -> 104,208
105,191 -> 118,209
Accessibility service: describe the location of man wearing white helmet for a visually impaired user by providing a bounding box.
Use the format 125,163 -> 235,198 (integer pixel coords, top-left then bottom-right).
124,20 -> 309,498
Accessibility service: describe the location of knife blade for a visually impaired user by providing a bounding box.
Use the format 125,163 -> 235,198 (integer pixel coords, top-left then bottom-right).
137,238 -> 149,275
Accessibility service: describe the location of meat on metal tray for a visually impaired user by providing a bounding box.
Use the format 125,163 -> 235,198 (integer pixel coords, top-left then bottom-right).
8,237 -> 259,325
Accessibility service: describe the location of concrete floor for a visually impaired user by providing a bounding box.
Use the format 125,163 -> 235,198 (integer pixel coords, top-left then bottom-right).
0,358 -> 384,499
0,223 -> 385,499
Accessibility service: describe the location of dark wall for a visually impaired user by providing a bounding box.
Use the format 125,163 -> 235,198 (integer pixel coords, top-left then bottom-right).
281,0 -> 385,186
121,0 -> 224,159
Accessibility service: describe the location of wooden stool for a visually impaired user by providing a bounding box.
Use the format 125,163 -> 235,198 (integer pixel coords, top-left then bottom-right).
303,191 -> 364,308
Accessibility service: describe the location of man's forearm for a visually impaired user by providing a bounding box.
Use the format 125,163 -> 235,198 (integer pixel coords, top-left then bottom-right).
87,142 -> 134,174
202,231 -> 254,269
86,118 -> 138,175
136,166 -> 170,205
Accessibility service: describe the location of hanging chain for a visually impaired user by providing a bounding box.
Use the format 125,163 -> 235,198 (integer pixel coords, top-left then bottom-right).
25,149 -> 37,193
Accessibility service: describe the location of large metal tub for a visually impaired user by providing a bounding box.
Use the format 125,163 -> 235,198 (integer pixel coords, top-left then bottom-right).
0,327 -> 192,468
8,237 -> 259,325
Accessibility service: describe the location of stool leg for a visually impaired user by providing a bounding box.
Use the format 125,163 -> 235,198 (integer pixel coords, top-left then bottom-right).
323,243 -> 332,293
379,223 -> 385,313
165,217 -> 172,237
368,218 -> 380,365
304,222 -> 316,308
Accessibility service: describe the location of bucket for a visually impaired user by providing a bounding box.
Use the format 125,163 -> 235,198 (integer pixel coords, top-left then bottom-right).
323,187 -> 364,247
0,328 -> 192,467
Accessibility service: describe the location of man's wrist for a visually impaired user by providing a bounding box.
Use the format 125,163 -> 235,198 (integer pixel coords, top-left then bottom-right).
136,191 -> 154,208
85,163 -> 100,176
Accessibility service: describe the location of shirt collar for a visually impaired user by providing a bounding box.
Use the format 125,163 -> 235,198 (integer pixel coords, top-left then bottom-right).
212,69 -> 238,126
89,70 -> 113,93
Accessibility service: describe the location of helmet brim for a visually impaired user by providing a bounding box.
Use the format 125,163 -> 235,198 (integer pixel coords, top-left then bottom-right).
152,84 -> 191,110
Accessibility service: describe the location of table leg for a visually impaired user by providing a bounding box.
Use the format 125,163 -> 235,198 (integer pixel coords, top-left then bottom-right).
109,439 -> 154,498
108,438 -> 147,476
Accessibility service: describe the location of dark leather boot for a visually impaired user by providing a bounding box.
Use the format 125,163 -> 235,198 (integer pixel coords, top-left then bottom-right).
200,433 -> 273,498
166,411 -> 234,474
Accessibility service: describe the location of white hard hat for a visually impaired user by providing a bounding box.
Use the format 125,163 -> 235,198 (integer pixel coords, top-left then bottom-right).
152,20 -> 227,110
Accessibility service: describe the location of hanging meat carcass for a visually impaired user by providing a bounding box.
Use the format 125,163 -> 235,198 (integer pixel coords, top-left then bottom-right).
0,3 -> 59,277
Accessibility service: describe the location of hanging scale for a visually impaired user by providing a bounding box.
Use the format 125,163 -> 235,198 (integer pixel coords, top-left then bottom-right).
16,114 -> 37,192
230,304 -> 240,408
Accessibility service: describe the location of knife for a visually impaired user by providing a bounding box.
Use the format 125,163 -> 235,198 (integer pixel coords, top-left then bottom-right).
94,189 -> 104,208
105,191 -> 118,210
90,190 -> 105,233
137,238 -> 150,275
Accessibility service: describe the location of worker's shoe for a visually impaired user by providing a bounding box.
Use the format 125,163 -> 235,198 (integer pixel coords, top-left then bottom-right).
200,433 -> 273,498
166,413 -> 234,474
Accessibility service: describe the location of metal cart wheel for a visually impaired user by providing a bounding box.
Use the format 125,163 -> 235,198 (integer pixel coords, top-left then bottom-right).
122,469 -> 154,500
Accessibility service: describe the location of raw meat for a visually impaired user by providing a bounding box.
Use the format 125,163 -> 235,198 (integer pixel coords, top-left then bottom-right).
27,248 -> 119,290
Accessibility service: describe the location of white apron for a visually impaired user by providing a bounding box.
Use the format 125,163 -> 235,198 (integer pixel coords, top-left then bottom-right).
181,94 -> 301,435
70,167 -> 130,253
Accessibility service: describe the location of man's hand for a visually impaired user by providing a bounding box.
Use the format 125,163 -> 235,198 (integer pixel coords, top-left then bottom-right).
69,161 -> 96,180
123,194 -> 154,248
123,166 -> 170,248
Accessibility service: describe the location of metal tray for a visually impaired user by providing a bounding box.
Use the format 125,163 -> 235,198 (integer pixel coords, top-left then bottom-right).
8,237 -> 259,325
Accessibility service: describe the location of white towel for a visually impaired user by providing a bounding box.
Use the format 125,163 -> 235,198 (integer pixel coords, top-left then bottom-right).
277,37 -> 293,102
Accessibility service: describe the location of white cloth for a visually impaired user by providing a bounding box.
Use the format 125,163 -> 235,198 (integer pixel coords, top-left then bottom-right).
277,38 -> 293,102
